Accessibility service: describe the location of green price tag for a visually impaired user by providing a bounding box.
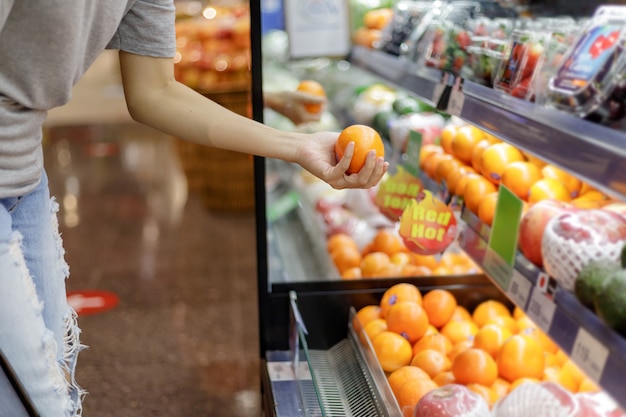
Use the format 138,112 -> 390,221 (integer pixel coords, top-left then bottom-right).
403,130 -> 422,177
267,191 -> 300,223
487,185 -> 524,266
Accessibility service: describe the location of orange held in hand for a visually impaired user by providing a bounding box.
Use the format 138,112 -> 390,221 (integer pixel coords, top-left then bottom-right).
335,124 -> 385,174
296,80 -> 326,113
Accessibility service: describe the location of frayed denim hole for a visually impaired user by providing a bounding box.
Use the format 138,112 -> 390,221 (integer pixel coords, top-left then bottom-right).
61,308 -> 88,417
8,231 -> 43,315
49,197 -> 70,279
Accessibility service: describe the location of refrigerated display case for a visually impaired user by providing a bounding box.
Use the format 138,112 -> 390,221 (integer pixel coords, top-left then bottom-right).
249,0 -> 626,416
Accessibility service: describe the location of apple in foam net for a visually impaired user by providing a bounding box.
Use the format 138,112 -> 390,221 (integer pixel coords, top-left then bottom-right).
518,200 -> 578,267
413,384 -> 491,417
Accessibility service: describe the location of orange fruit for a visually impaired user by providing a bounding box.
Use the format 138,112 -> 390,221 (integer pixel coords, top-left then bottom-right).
341,266 -> 362,280
421,151 -> 447,179
386,301 -> 430,343
471,139 -> 491,173
527,178 -> 571,204
542,366 -> 579,392
554,349 -> 569,366
448,339 -> 474,362
513,306 -> 525,320
445,165 -> 476,196
484,315 -> 519,335
433,371 -> 456,386
541,164 -> 581,198
420,144 -> 444,166
360,251 -> 391,278
331,245 -> 362,274
450,305 -> 473,322
452,125 -> 486,164
561,359 -> 586,386
425,325 -> 439,336
354,305 -> 382,328
452,348 -> 498,386
578,377 -> 600,393
401,264 -> 432,277
434,155 -> 463,183
472,300 -> 512,328
396,378 -> 438,410
491,377 -> 511,400
372,331 -> 414,373
380,283 -> 423,318
480,143 -> 525,185
440,124 -> 458,155
520,327 -> 558,354
440,319 -> 479,345
327,233 -> 359,253
463,176 -> 498,214
363,318 -> 388,342
335,124 -> 385,174
413,333 -> 453,357
390,252 -> 412,267
388,365 -> 431,397
497,334 -> 545,382
422,289 -> 458,328
477,191 -> 499,226
410,254 -> 440,269
466,383 -> 498,408
411,349 -> 451,378
296,80 -> 326,113
516,314 -> 538,333
473,324 -> 513,359
501,161 -> 543,200
371,228 -> 407,256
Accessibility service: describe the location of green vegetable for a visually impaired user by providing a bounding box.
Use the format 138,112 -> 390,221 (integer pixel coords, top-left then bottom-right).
575,260 -> 620,309
592,243 -> 626,336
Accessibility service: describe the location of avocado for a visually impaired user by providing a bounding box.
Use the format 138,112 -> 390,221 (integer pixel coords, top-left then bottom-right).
594,269 -> 626,337
372,110 -> 398,140
392,97 -> 422,115
575,260 -> 621,309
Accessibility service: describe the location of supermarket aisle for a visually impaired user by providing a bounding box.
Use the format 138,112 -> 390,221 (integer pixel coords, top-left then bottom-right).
42,123 -> 261,415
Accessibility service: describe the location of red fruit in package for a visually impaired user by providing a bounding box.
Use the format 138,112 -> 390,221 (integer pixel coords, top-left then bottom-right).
413,384 -> 491,417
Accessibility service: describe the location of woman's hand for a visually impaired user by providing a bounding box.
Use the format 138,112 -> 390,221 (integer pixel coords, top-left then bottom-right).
264,90 -> 327,126
295,131 -> 388,189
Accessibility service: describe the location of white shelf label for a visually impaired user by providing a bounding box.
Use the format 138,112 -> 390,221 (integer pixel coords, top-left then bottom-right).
526,286 -> 556,332
507,270 -> 531,310
571,328 -> 609,382
447,88 -> 465,116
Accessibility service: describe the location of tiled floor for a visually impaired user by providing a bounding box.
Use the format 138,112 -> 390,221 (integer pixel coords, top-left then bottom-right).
44,122 -> 262,417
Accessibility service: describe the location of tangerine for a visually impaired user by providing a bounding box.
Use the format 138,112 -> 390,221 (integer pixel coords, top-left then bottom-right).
422,289 -> 457,328
541,165 -> 581,198
354,305 -> 382,328
421,151 -> 448,179
432,154 -> 459,183
491,377 -> 511,400
473,323 -> 513,359
472,300 -> 512,328
454,172 -> 482,197
542,366 -> 578,392
327,233 -> 359,253
452,348 -> 498,386
296,80 -> 326,113
410,349 -> 451,378
497,334 -> 545,382
450,305 -> 473,322
380,283 -> 423,318
390,252 -> 412,267
396,378 -> 438,410
527,178 -> 571,204
448,339 -> 474,362
520,327 -> 558,354
477,191 -> 499,227
484,315 -> 519,335
363,318 -> 389,342
445,165 -> 476,197
440,319 -> 479,345
501,161 -> 543,201
420,144 -> 444,166
452,125 -> 486,164
471,139 -> 491,173
433,371 -> 456,386
372,228 -> 407,256
335,124 -> 385,174
372,331 -> 413,373
388,366 -> 431,397
463,176 -> 498,214
331,245 -> 362,274
341,266 -> 362,280
360,251 -> 391,278
480,143 -> 525,185
412,333 -> 453,357
440,124 -> 458,155
386,301 -> 430,343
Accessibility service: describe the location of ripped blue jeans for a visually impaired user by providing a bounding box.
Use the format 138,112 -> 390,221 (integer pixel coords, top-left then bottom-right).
0,171 -> 85,417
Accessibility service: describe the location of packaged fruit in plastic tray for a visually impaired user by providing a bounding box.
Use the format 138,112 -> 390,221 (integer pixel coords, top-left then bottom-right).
545,6 -> 626,125
399,0 -> 447,62
464,17 -> 516,85
377,0 -> 434,57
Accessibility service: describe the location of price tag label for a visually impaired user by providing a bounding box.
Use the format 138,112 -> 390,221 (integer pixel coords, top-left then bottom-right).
446,77 -> 465,116
526,286 -> 556,332
571,328 -> 609,382
508,270 -> 531,310
488,185 -> 524,266
404,131 -> 423,177
483,247 -> 513,290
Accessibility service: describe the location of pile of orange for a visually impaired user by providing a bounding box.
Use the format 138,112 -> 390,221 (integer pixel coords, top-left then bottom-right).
354,283 -> 596,415
327,229 -> 480,279
352,8 -> 393,48
420,122 -> 610,226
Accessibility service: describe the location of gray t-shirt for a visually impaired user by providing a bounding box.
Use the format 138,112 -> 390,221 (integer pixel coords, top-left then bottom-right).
0,0 -> 176,198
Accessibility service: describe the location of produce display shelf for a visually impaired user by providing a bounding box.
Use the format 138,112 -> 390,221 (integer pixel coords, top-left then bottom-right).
349,45 -> 626,201
458,208 -> 626,411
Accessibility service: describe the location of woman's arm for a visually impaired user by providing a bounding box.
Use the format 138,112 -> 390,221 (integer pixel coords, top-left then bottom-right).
118,51 -> 387,189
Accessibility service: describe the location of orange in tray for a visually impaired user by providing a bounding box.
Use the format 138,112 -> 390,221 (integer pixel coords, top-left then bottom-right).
411,349 -> 451,378
380,283 -> 423,318
371,331 -> 413,373
473,323 -> 512,359
296,80 -> 326,113
527,177 -> 571,203
331,245 -> 362,275
354,305 -> 381,328
501,161 -> 543,201
335,124 -> 385,174
360,251 -> 390,278
471,139 -> 491,173
477,191 -> 499,227
440,318 -> 478,345
463,176 -> 498,214
472,300 -> 512,328
386,301 -> 429,343
480,142 -> 525,185
396,378 -> 438,411
452,348 -> 498,386
371,229 -> 407,256
452,125 -> 486,164
439,124 -> 458,155
422,289 -> 457,328
413,333 -> 453,357
388,365 -> 431,398
497,334 -> 545,382
541,164 -> 581,198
